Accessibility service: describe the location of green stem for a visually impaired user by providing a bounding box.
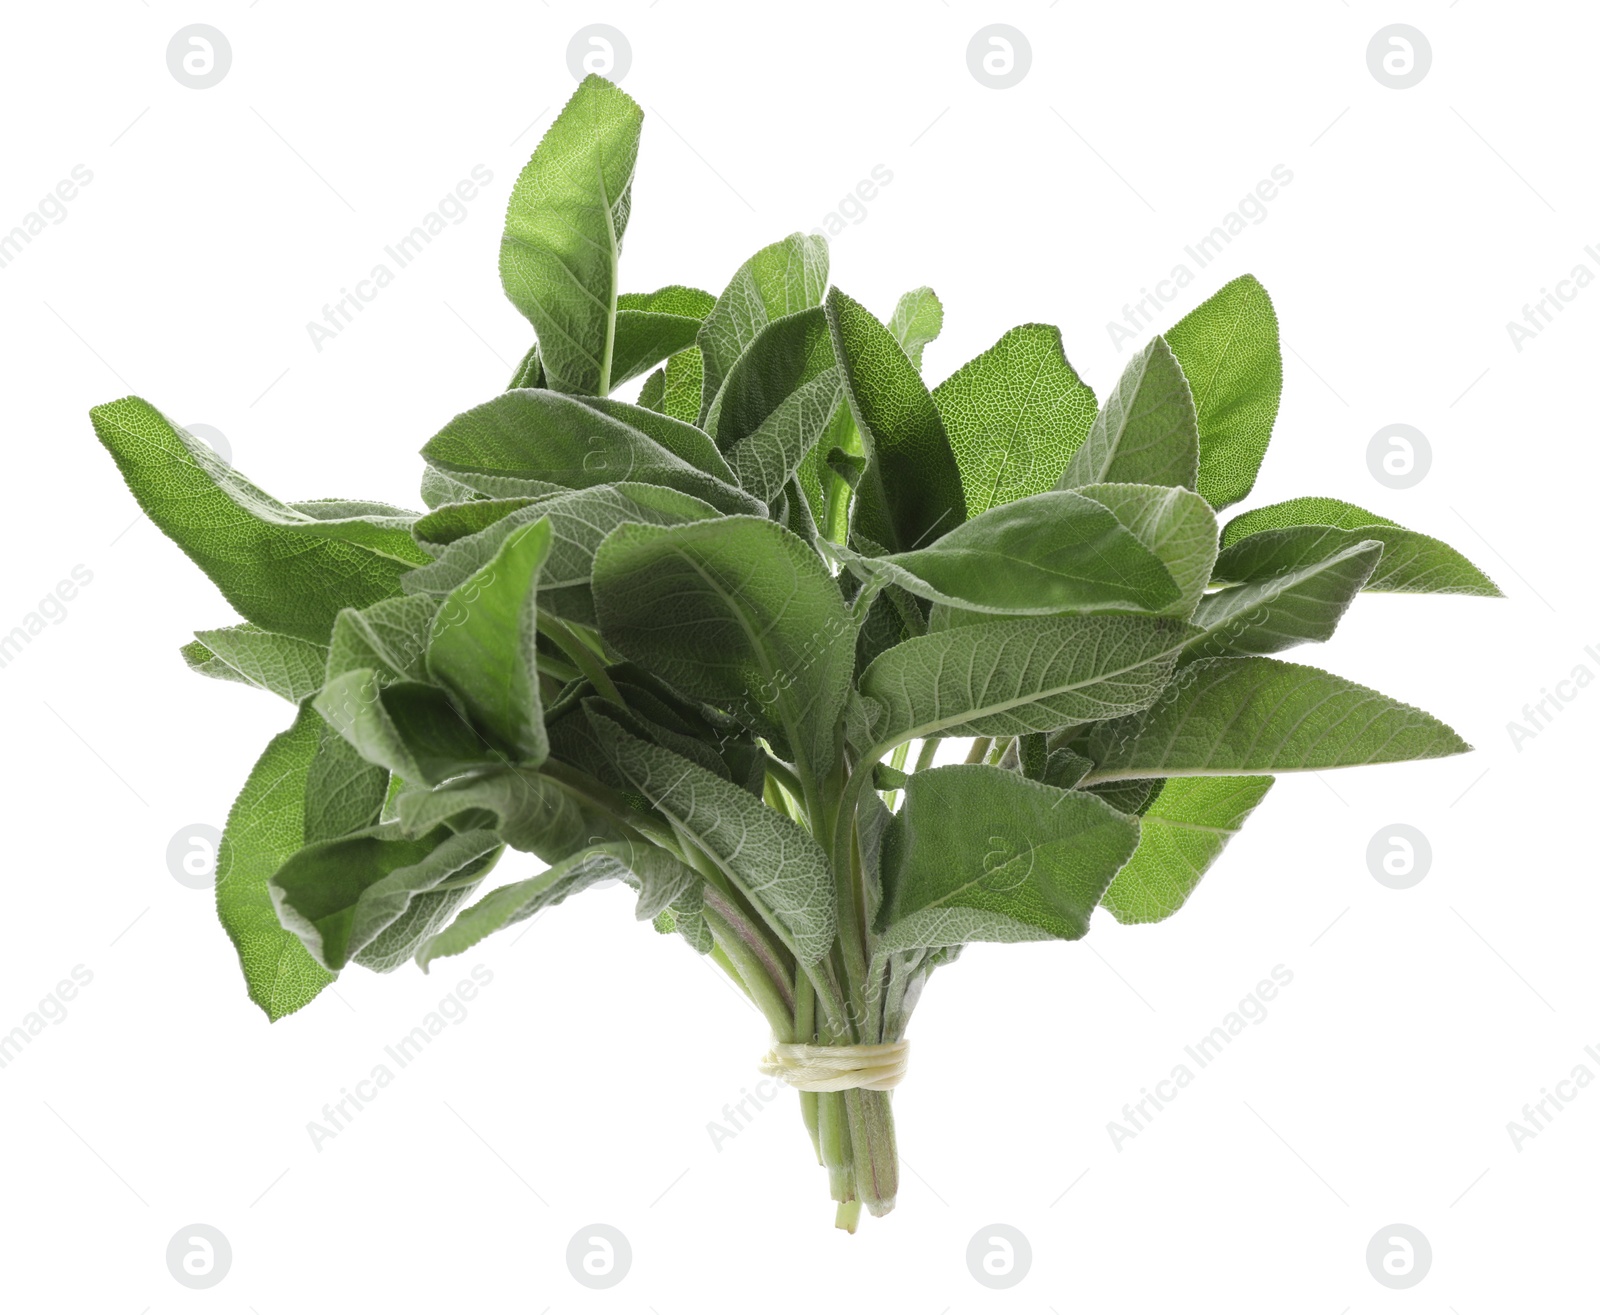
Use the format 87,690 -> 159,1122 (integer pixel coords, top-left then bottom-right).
913,736 -> 940,773
794,974 -> 820,1164
538,613 -> 625,706
964,736 -> 993,765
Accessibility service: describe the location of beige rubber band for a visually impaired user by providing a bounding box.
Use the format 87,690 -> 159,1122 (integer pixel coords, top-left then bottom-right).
757,1039 -> 910,1092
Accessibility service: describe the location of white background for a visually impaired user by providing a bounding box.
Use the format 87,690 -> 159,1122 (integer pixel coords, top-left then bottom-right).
1,2 -> 1593,1310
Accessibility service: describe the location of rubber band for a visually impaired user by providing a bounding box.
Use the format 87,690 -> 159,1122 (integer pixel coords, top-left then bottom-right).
757,1039 -> 909,1092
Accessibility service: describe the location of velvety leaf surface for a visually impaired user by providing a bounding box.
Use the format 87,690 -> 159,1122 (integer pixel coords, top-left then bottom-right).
1165,275 -> 1282,508
876,765 -> 1139,951
1076,657 -> 1471,781
499,75 -> 642,394
92,397 -> 423,642
1101,776 -> 1273,923
1059,337 -> 1197,490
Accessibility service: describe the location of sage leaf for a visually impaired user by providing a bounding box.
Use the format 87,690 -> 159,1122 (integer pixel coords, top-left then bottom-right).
639,344 -> 705,424
709,306 -> 843,503
315,670 -> 496,786
698,232 -> 829,422
327,594 -> 440,685
271,826 -> 502,971
611,285 -> 715,388
589,712 -> 837,965
826,287 -> 967,553
935,324 -> 1098,517
875,766 -> 1139,951
215,706 -> 334,1020
426,519 -> 552,761
305,720 -> 390,843
592,515 -> 854,783
404,482 -> 720,627
183,624 -> 328,703
1076,657 -> 1471,782
1059,337 -> 1197,490
396,767 -> 600,862
887,287 -> 944,370
91,397 -> 424,642
1187,539 -> 1381,660
858,614 -> 1193,752
1217,497 -> 1502,596
1074,482 -> 1219,619
416,840 -> 708,970
840,490 -> 1182,616
499,75 -> 642,394
421,389 -> 760,516
1165,275 -> 1282,508
1100,776 -> 1273,924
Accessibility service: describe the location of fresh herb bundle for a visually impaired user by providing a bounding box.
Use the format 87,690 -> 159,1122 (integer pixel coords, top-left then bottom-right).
91,74 -> 1498,1231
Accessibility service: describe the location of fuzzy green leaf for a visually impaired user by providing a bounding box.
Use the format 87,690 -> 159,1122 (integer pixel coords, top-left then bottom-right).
416,840 -> 707,970
1217,497 -> 1502,596
422,390 -> 760,517
1187,539 -> 1381,660
826,287 -> 967,553
426,519 -> 551,761
611,285 -> 715,389
1100,776 -> 1273,924
697,232 -> 829,422
876,766 -> 1139,951
271,827 -> 502,971
499,75 -> 642,394
593,515 -> 854,782
214,706 -> 334,1020
1059,337 -> 1197,490
1076,657 -> 1471,782
934,324 -> 1098,518
887,287 -> 944,370
183,624 -> 328,702
841,490 -> 1183,617
859,614 -> 1193,752
590,713 -> 837,965
1165,275 -> 1282,508
91,397 -> 425,643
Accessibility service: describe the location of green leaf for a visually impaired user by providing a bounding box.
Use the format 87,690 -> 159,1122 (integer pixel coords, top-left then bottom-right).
182,624 -> 328,702
499,75 -> 642,395
1059,337 -> 1197,490
304,720 -> 389,843
709,306 -> 842,502
887,287 -> 943,370
1074,483 -> 1219,619
1165,275 -> 1282,508
590,712 -> 837,964
507,343 -> 544,390
315,671 -> 495,786
413,498 -> 540,548
875,765 -> 1139,951
403,483 -> 721,627
1187,539 -> 1381,660
426,519 -> 552,761
327,594 -> 440,685
1217,497 -> 1502,596
610,285 -> 716,389
214,706 -> 334,1020
1101,776 -> 1273,924
416,840 -> 707,970
91,398 -> 424,643
826,287 -> 967,553
421,389 -> 760,516
592,515 -> 854,783
935,325 -> 1097,516
697,232 -> 829,423
840,490 -> 1183,617
270,826 -> 502,971
396,767 -> 600,863
1076,657 -> 1471,782
639,345 -> 705,425
858,614 -> 1193,752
